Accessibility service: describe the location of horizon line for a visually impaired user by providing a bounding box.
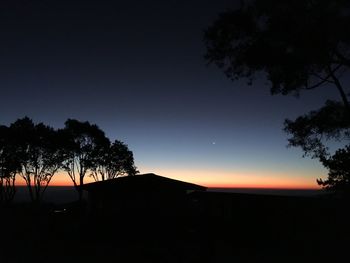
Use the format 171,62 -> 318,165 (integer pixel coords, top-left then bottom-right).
15,184 -> 321,190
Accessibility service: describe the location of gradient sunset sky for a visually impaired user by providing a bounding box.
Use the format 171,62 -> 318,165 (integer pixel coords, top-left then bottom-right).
0,0 -> 342,189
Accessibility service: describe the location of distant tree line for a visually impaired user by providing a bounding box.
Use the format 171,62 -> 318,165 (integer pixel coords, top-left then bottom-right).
0,117 -> 137,203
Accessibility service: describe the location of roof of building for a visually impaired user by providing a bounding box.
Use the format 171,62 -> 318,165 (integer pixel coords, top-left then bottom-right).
80,173 -> 207,192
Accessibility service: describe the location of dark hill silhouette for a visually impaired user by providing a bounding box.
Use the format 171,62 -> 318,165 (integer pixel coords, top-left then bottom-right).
81,173 -> 206,192
80,173 -> 206,222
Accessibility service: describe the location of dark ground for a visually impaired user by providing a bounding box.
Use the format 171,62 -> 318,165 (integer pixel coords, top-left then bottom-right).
0,192 -> 349,263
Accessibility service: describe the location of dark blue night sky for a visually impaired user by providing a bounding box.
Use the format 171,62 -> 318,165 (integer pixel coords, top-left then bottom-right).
0,0 -> 341,187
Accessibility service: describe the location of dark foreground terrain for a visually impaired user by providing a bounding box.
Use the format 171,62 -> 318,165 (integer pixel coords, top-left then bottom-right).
0,192 -> 349,263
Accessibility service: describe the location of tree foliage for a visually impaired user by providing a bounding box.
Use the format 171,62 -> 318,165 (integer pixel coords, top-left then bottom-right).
284,100 -> 350,159
90,139 -> 138,182
0,125 -> 20,204
205,0 -> 350,192
0,117 -> 138,202
317,146 -> 350,193
9,117 -> 64,202
205,0 -> 350,104
61,119 -> 111,200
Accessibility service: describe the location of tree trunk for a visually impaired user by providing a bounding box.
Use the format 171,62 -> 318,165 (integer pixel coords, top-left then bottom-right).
0,177 -> 3,204
26,178 -> 34,203
78,175 -> 84,201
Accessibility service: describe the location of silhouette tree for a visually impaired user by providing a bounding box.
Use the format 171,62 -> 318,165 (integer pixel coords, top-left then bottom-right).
0,125 -> 21,204
284,101 -> 350,158
90,139 -> 138,182
61,119 -> 109,200
10,117 -> 64,203
204,0 -> 350,191
317,145 -> 350,193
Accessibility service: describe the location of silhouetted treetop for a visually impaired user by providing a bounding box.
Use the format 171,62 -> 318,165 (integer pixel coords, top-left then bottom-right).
205,0 -> 350,192
9,117 -> 64,202
91,139 -> 138,182
205,0 -> 350,107
0,125 -> 20,203
317,145 -> 350,193
61,119 -> 108,188
0,117 -> 138,202
284,100 -> 350,158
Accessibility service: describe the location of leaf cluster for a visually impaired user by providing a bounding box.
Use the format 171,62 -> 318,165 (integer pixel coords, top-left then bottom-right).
318,146 -> 350,193
284,100 -> 350,159
205,0 -> 350,95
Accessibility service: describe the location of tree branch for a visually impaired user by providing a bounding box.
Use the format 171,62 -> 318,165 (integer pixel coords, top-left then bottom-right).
334,50 -> 350,68
306,64 -> 342,90
328,65 -> 350,112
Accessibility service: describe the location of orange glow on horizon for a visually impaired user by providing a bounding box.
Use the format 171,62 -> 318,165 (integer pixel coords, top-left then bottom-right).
204,182 -> 320,190
138,167 -> 322,190
15,172 -> 94,187
14,168 -> 323,190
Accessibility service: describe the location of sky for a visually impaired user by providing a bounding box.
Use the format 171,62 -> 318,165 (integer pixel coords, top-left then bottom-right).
0,0 -> 343,189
